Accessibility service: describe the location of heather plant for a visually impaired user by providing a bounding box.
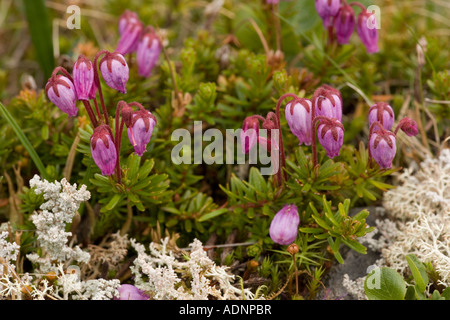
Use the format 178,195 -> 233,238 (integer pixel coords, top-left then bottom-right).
0,0 -> 448,301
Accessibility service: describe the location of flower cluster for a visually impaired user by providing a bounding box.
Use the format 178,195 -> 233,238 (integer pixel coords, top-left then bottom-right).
368,103 -> 418,169
46,17 -> 158,182
117,10 -> 162,78
315,0 -> 379,53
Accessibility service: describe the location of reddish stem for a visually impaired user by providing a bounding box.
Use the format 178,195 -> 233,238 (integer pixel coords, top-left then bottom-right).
275,93 -> 299,184
93,50 -> 110,126
114,100 -> 129,184
82,100 -> 98,128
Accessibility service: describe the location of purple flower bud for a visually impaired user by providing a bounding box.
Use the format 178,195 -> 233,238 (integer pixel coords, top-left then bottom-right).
317,118 -> 344,159
127,110 -> 157,156
269,204 -> 300,245
397,117 -> 419,137
115,284 -> 149,300
334,4 -> 355,45
315,0 -> 341,27
240,117 -> 260,154
369,128 -> 396,169
73,55 -> 94,101
356,9 -> 379,54
90,124 -> 117,176
313,86 -> 343,121
100,52 -> 129,94
136,27 -> 162,78
285,98 -> 312,146
45,75 -> 78,117
266,0 -> 280,4
116,17 -> 143,55
368,102 -> 395,131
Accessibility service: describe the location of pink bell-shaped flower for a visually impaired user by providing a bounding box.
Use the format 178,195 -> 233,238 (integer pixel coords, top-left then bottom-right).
356,9 -> 379,54
116,13 -> 143,55
240,117 -> 260,154
115,284 -> 149,300
136,27 -> 162,78
368,102 -> 395,131
369,127 -> 396,169
99,52 -> 129,94
315,0 -> 341,27
269,204 -> 300,245
127,109 -> 157,156
313,85 -> 343,121
90,124 -> 117,176
285,98 -> 312,146
45,74 -> 78,117
72,55 -> 95,101
396,117 -> 419,137
334,4 -> 355,45
317,117 -> 345,159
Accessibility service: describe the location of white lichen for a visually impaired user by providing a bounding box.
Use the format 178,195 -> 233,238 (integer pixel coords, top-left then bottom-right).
26,175 -> 91,272
342,149 -> 450,298
130,237 -> 263,300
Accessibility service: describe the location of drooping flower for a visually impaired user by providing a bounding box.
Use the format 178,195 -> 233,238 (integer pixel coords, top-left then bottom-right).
45,74 -> 78,117
315,0 -> 341,27
334,4 -> 355,45
116,12 -> 143,55
396,117 -> 419,137
136,27 -> 162,78
127,109 -> 157,156
99,52 -> 129,94
269,204 -> 300,246
356,9 -> 379,54
90,124 -> 117,176
118,10 -> 140,36
317,117 -> 344,159
72,55 -> 95,101
313,85 -> 343,121
368,102 -> 395,131
285,98 -> 312,146
240,117 -> 260,154
115,284 -> 149,300
369,127 -> 396,169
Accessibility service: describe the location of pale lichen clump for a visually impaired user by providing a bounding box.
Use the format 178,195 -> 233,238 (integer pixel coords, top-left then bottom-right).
342,149 -> 450,298
1,176 -> 120,300
130,237 -> 264,300
26,175 -> 91,272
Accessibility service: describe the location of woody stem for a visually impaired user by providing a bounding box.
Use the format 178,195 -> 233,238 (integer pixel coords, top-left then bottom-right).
93,50 -> 110,126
